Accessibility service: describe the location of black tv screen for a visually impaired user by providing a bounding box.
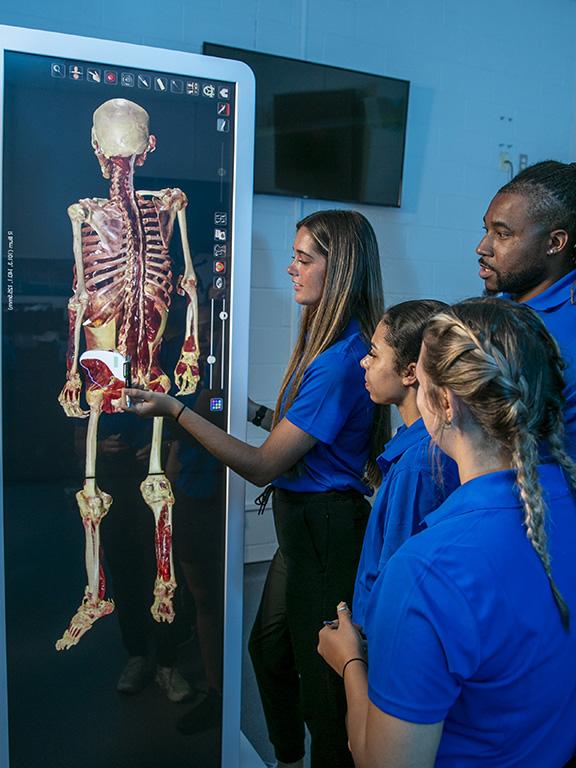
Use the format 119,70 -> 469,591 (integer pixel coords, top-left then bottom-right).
203,43 -> 409,207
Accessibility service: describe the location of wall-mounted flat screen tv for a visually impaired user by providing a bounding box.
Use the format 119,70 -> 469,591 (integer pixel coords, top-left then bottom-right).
203,43 -> 409,207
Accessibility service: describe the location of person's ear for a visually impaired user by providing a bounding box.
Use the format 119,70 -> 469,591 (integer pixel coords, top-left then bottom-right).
442,387 -> 457,428
401,362 -> 417,387
547,229 -> 569,255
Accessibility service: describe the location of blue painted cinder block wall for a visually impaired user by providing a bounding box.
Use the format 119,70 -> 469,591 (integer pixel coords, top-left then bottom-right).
2,0 -> 576,553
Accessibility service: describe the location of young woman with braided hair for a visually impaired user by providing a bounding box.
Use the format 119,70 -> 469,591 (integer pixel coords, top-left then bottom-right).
319,297 -> 576,768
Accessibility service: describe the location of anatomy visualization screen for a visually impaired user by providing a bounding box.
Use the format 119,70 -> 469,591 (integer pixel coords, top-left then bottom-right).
1,32 -> 253,768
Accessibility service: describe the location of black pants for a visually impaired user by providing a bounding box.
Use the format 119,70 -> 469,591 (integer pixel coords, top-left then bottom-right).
248,488 -> 370,768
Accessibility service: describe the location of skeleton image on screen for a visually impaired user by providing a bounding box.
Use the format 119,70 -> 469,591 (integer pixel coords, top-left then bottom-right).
56,98 -> 200,650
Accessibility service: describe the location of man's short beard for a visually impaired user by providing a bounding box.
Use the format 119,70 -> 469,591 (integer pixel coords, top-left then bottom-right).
493,265 -> 544,298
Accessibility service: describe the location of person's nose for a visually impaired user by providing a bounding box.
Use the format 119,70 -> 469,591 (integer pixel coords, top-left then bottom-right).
360,355 -> 369,369
287,259 -> 297,276
476,232 -> 492,257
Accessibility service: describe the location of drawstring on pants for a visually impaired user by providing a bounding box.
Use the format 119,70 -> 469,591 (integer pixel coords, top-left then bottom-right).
255,485 -> 274,514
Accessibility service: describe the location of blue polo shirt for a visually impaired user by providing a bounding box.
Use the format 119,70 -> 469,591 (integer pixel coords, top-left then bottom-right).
353,418 -> 459,630
273,319 -> 373,495
508,270 -> 576,459
364,464 -> 576,767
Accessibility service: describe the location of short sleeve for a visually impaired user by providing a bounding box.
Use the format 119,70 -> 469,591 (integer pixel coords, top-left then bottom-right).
379,468 -> 444,564
284,349 -> 364,443
365,548 -> 481,724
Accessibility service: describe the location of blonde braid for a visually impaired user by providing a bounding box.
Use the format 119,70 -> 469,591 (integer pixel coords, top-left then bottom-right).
548,425 -> 576,492
423,299 -> 571,630
511,426 -> 569,628
540,342 -> 576,492
425,313 -> 500,395
511,429 -> 545,555
426,312 -> 532,441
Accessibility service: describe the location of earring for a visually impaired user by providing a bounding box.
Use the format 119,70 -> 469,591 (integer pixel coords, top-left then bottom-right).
548,249 -> 557,255
444,420 -> 453,429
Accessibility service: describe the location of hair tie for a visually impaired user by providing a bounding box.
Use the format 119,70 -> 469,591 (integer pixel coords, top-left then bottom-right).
341,657 -> 367,680
175,404 -> 187,423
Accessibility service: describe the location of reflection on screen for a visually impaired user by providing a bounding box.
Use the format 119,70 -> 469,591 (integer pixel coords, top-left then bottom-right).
204,42 -> 409,207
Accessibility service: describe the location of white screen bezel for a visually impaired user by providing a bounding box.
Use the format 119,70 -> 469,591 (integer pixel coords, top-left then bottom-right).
0,24 -> 255,768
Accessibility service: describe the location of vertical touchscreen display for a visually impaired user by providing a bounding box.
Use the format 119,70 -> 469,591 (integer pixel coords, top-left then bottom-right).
2,49 -> 236,768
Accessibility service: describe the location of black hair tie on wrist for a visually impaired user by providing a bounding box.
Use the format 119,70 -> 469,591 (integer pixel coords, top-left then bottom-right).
341,657 -> 368,681
175,404 -> 187,423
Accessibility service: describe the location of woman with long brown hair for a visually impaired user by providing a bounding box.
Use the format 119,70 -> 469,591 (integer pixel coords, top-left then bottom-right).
124,209 -> 387,768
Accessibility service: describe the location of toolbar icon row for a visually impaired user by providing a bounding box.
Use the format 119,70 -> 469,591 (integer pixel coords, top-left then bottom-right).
51,63 -> 232,101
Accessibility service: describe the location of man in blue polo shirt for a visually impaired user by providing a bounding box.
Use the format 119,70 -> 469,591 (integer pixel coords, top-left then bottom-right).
476,160 -> 576,457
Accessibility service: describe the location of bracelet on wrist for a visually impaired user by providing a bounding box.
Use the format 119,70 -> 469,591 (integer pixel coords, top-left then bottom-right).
175,403 -> 187,424
341,657 -> 368,681
252,404 -> 268,427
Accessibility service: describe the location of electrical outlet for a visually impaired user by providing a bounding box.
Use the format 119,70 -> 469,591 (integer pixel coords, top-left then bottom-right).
499,151 -> 510,171
519,153 -> 528,170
